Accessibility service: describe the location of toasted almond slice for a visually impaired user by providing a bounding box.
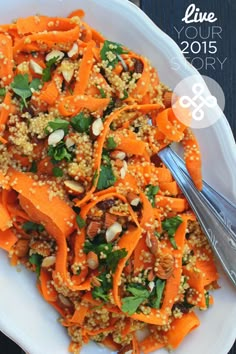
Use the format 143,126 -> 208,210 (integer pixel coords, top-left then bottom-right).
104,212 -> 117,229
65,136 -> 75,150
58,294 -> 72,307
146,232 -> 159,257
90,118 -> 103,139
14,239 -> 29,258
29,59 -> 43,75
28,60 -> 41,75
60,59 -> 75,82
87,251 -> 99,269
105,222 -> 122,243
91,276 -> 101,287
110,150 -> 126,160
46,50 -> 64,62
148,281 -> 155,292
64,180 -> 85,195
120,160 -> 128,179
48,129 -> 64,146
41,255 -> 56,268
62,67 -> 74,82
68,42 -> 79,58
154,253 -> 175,279
17,61 -> 30,74
127,192 -> 140,207
87,220 -> 102,239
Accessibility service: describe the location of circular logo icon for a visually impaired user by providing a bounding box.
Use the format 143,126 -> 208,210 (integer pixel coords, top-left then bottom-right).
172,75 -> 225,129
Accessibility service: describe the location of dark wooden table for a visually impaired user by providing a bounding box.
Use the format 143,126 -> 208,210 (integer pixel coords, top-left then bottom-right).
0,0 -> 235,353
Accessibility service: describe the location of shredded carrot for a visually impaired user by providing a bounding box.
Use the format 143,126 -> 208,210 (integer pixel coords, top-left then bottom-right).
0,92 -> 11,128
0,10 -> 215,354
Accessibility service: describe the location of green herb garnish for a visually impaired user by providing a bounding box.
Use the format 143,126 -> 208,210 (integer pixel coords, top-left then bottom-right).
52,166 -> 63,177
98,87 -> 106,98
106,249 -> 128,273
122,89 -> 128,100
22,221 -> 45,233
11,74 -> 40,107
84,241 -> 127,273
149,279 -> 166,309
71,113 -> 93,133
92,273 -> 112,302
48,141 -> 72,163
29,161 -> 37,173
45,118 -> 69,134
106,137 -> 117,150
100,40 -> 128,68
76,215 -> 86,229
162,216 -> 183,249
29,253 -> 43,277
42,56 -> 59,82
92,170 -> 99,186
97,164 -> 116,190
145,184 -> 159,207
29,78 -> 41,91
205,291 -> 210,308
121,284 -> 150,315
84,240 -> 112,254
0,87 -> 6,96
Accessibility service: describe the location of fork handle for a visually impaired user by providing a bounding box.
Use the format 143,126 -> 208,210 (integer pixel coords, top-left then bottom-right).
159,147 -> 236,288
171,149 -> 236,235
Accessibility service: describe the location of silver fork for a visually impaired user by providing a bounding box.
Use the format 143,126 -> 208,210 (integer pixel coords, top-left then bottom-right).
158,147 -> 236,288
171,149 -> 236,236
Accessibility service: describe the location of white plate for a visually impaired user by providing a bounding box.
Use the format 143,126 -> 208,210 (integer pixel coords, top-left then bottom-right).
0,1 -> 236,353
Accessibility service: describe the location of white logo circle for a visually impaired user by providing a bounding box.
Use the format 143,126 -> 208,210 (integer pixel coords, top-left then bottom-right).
172,75 -> 225,129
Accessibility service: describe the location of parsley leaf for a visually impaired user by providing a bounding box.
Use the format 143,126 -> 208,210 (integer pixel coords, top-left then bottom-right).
48,141 -> 72,162
154,231 -> 160,239
106,249 -> 128,273
122,89 -> 128,100
205,291 -> 210,308
92,286 -> 110,302
83,241 -> 112,256
22,221 -> 44,233
149,279 -> 166,309
45,118 -> 69,134
29,161 -> 37,173
11,74 -> 41,107
122,296 -> 146,315
100,40 -> 128,68
92,170 -> 98,186
92,273 -> 113,302
145,184 -> 159,207
98,87 -> 106,98
162,216 -> 183,249
84,241 -> 127,273
121,284 -> 150,315
29,78 -> 41,91
97,164 -> 116,191
0,87 -> 6,96
106,137 -> 117,150
71,113 -> 93,133
11,74 -> 32,107
76,215 -> 86,229
52,166 -> 63,177
29,253 -> 43,277
42,56 -> 59,82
